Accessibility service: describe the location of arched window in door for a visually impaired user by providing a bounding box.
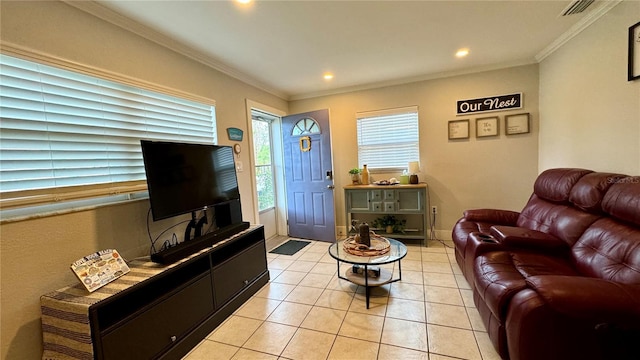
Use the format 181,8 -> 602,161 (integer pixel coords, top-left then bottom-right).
291,117 -> 321,135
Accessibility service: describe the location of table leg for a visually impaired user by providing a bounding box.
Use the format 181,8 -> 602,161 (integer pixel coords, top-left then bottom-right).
365,265 -> 369,309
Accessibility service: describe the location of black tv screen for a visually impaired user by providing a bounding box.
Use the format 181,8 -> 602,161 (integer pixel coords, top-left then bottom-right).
141,140 -> 241,221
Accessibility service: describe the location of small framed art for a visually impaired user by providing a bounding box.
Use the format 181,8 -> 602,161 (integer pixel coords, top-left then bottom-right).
629,21 -> 640,81
476,116 -> 499,137
505,113 -> 530,135
448,119 -> 469,140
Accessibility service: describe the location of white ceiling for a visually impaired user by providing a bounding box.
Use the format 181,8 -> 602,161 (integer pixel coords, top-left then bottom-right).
87,0 -> 615,100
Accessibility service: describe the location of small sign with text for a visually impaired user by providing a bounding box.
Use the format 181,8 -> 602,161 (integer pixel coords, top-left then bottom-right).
457,93 -> 522,115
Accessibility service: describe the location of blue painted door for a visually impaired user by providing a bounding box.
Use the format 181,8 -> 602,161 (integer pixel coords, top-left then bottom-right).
282,109 -> 335,242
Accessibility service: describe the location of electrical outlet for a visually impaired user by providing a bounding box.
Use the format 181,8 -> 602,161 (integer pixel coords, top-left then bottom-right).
431,206 -> 438,214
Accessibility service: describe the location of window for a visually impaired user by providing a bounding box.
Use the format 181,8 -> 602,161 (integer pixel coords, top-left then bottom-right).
291,117 -> 320,135
251,110 -> 275,212
356,106 -> 419,171
0,54 -> 216,213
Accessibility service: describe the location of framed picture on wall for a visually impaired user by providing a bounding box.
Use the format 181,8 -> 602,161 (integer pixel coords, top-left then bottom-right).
448,119 -> 469,139
475,116 -> 499,137
629,21 -> 640,81
505,113 -> 530,135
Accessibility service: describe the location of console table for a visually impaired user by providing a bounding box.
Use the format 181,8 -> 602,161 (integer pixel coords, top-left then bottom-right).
41,225 -> 268,360
344,184 -> 429,245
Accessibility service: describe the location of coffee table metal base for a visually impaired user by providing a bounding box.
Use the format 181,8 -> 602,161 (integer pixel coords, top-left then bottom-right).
337,263 -> 402,309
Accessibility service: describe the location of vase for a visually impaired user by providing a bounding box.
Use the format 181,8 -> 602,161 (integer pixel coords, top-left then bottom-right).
361,164 -> 370,185
386,225 -> 394,234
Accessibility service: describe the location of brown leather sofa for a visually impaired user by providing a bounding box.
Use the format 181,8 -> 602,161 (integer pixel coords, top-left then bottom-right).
452,168 -> 640,360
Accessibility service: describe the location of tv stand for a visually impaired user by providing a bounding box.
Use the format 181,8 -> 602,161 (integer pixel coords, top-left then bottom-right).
41,225 -> 268,360
152,221 -> 251,264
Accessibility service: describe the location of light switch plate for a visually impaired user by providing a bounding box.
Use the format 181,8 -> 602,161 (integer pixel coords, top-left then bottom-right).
236,161 -> 243,172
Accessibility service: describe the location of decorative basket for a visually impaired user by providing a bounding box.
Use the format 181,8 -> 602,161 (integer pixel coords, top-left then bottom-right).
343,233 -> 391,256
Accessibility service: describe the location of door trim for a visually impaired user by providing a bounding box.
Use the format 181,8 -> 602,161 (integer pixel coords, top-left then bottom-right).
245,99 -> 287,236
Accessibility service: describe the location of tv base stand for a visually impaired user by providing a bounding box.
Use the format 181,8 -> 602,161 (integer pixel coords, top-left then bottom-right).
41,225 -> 268,360
151,221 -> 251,264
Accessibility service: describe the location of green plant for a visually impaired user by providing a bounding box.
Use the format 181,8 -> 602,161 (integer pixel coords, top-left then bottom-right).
349,168 -> 361,175
371,214 -> 406,233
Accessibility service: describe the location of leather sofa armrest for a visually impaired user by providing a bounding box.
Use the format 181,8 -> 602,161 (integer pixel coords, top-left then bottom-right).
490,225 -> 568,251
463,209 -> 520,225
526,275 -> 640,327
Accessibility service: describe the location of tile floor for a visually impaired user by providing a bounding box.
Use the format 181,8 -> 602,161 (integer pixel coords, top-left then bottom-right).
183,237 -> 501,360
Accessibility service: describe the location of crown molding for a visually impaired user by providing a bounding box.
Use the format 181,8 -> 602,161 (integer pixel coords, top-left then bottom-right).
63,0 -> 289,101
535,0 -> 622,62
289,59 -> 537,101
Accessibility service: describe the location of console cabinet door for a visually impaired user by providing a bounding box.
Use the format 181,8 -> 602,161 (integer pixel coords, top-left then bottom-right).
100,273 -> 213,360
396,189 -> 423,212
346,190 -> 370,212
213,242 -> 267,307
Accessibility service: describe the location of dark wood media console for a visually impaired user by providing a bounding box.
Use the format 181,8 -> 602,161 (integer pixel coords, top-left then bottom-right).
41,225 -> 269,360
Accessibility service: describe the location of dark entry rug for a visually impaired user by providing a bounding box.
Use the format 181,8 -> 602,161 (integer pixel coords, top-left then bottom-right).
269,239 -> 311,255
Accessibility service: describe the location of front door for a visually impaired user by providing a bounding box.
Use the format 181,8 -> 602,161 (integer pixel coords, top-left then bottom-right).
282,109 -> 336,242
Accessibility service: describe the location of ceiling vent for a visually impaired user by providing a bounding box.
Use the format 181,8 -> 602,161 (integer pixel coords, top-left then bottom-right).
560,0 -> 595,16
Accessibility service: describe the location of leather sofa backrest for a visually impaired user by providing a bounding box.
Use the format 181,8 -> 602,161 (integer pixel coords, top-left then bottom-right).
601,177 -> 640,225
571,179 -> 640,284
517,168 -> 598,246
569,172 -> 627,214
532,168 -> 593,203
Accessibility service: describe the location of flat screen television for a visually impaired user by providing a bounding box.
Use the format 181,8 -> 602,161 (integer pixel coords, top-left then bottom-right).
140,140 -> 248,263
141,140 -> 241,221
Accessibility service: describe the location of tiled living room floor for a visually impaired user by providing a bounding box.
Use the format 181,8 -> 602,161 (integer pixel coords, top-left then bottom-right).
183,237 -> 500,360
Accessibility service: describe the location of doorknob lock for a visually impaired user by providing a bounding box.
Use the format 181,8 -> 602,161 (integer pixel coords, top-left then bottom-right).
327,185 -> 335,189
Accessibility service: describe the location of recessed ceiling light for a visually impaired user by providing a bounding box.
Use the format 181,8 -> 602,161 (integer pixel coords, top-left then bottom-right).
323,73 -> 334,80
456,48 -> 470,58
236,0 -> 251,4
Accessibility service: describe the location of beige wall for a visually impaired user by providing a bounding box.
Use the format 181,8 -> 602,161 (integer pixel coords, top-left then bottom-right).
0,1 -> 287,359
1,0 -> 636,359
539,0 -> 640,174
289,64 -> 540,236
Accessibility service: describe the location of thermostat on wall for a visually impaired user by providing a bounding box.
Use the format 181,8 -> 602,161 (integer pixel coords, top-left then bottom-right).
71,249 -> 130,292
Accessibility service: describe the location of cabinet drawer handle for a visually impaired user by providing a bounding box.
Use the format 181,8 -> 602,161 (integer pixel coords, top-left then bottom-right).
170,335 -> 177,342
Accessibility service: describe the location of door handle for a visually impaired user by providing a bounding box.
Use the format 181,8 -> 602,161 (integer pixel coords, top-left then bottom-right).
327,185 -> 335,189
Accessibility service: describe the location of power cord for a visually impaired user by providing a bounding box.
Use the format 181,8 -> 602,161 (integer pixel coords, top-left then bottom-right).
429,209 -> 453,248
146,207 -> 191,257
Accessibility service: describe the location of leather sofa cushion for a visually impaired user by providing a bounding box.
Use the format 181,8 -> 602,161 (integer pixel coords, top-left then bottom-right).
572,218 -> 640,284
474,251 -> 578,320
474,251 -> 579,323
569,172 -> 627,214
533,168 -> 593,203
601,178 -> 640,226
511,252 -> 578,278
526,275 -> 640,326
475,252 -> 528,320
516,196 -> 601,246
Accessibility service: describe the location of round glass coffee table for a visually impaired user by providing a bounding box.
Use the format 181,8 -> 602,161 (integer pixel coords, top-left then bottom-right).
328,238 -> 407,308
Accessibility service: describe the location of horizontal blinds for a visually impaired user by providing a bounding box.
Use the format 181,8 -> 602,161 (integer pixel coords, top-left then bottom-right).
356,107 -> 419,170
0,54 -> 216,206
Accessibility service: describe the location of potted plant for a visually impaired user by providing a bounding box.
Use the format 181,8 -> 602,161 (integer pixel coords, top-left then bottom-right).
349,168 -> 361,184
372,214 -> 406,234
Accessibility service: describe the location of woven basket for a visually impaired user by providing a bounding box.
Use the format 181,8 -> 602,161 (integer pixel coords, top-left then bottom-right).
343,233 -> 391,256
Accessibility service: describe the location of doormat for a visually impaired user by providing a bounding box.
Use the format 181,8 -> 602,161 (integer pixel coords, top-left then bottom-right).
269,239 -> 311,256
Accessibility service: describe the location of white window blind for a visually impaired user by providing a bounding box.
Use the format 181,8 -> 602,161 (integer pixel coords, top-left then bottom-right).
0,54 -> 216,209
356,106 -> 419,171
